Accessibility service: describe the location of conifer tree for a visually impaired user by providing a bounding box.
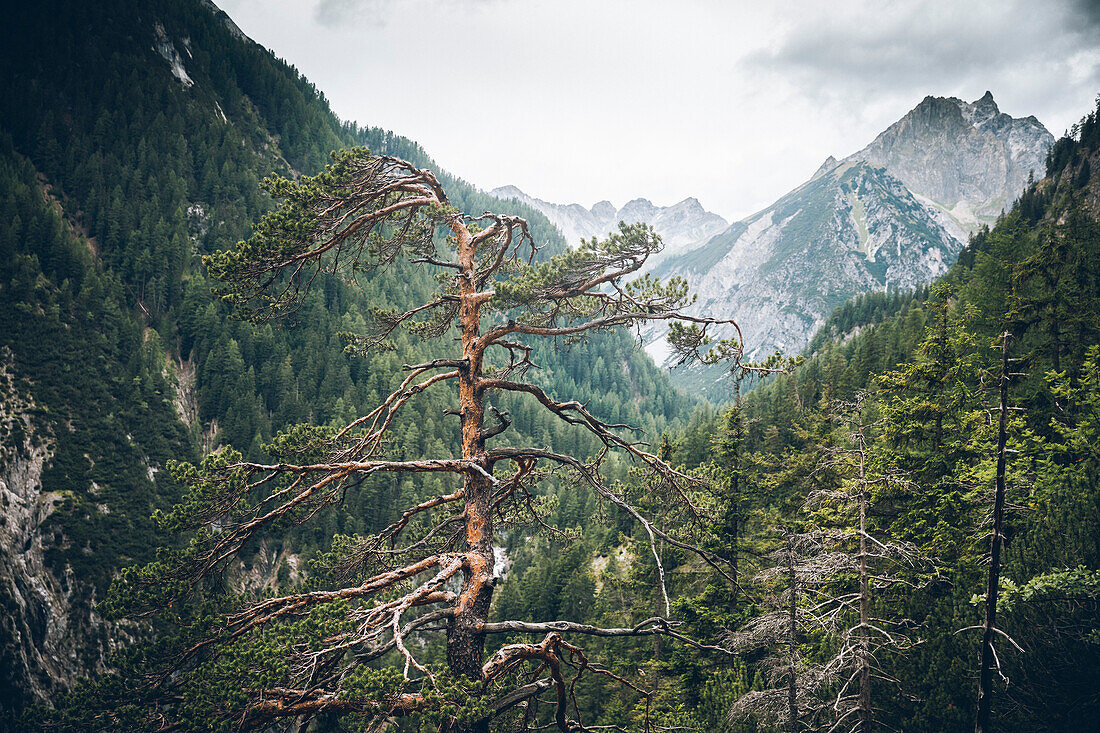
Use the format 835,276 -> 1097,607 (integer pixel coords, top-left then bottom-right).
103,149 -> 738,732
728,394 -> 928,733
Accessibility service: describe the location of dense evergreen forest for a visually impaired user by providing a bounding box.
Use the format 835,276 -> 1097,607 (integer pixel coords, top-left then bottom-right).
647,102 -> 1100,731
0,0 -> 691,724
2,0 -> 1099,730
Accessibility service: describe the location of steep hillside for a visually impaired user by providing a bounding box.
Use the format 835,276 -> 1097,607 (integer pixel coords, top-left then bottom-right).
0,132 -> 195,710
651,161 -> 960,396
0,0 -> 693,713
714,99 -> 1100,731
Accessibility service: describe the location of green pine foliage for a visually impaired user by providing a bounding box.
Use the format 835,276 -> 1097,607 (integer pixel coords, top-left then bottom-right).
0,0 -> 694,722
3,0 -> 1100,729
658,97 -> 1100,732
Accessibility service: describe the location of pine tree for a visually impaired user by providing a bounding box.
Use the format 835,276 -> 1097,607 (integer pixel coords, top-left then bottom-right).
102,149 -> 738,732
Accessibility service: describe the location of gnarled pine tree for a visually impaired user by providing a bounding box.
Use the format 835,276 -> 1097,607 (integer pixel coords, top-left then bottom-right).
104,149 -> 740,732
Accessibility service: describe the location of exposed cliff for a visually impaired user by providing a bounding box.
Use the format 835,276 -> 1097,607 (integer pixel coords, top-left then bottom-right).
0,348 -> 136,709
652,94 -> 1052,396
844,92 -> 1054,237
650,162 -> 959,384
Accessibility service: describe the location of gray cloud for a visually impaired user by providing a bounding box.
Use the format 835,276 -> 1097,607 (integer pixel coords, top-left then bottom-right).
745,0 -> 1100,132
315,0 -> 499,27
315,0 -> 389,26
216,0 -> 1100,218
1074,0 -> 1100,26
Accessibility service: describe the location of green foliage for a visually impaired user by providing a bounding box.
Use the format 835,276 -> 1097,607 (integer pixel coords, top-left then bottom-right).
0,0 -> 699,723
4,1 -> 1100,730
649,105 -> 1100,732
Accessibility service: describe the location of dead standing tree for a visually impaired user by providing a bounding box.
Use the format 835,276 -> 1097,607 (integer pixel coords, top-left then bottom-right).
807,394 -> 929,733
106,149 -> 739,732
726,526 -> 838,733
728,395 -> 929,733
971,331 -> 1026,733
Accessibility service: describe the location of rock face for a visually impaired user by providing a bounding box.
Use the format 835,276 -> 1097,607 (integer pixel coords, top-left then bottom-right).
843,92 -> 1053,238
0,348 -> 120,708
488,185 -> 728,266
652,93 -> 1052,383
649,162 -> 960,369
153,21 -> 194,88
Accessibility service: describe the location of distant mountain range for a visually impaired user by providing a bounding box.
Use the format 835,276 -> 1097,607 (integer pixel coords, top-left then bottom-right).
654,93 -> 1051,395
488,186 -> 728,270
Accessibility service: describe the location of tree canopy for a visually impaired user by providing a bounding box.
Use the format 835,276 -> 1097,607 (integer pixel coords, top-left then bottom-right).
102,148 -> 743,732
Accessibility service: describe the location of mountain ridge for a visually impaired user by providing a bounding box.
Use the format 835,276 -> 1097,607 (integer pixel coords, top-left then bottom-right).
0,0 -> 694,712
488,184 -> 729,266
650,93 -> 1053,396
838,92 -> 1053,237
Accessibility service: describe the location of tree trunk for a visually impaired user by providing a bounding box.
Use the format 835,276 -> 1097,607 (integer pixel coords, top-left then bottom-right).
858,449 -> 872,733
730,375 -> 742,613
445,221 -> 495,732
788,532 -> 798,733
975,331 -> 1011,733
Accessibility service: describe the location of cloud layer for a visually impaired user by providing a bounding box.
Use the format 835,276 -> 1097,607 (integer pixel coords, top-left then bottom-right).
218,0 -> 1099,220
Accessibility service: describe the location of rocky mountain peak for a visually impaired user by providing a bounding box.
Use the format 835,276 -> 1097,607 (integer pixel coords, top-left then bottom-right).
651,91 -> 1053,383
591,200 -> 616,219
951,90 -> 1001,128
487,186 -> 727,257
848,91 -> 1053,233
814,155 -> 839,178
619,198 -> 659,221
492,184 -> 525,199
672,196 -> 704,212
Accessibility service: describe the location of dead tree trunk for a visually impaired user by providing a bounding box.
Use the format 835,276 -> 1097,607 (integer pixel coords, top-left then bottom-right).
730,373 -> 743,614
787,531 -> 799,733
975,331 -> 1012,733
857,439 -> 872,733
446,218 -> 494,689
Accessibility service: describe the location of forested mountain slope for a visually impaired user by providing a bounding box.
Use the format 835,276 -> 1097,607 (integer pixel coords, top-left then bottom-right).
644,98 -> 1100,732
0,0 -> 691,715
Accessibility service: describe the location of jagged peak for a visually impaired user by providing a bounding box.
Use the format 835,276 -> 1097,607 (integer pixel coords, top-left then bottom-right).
590,200 -> 616,218
960,90 -> 1001,127
668,196 -> 703,210
913,94 -> 966,115
814,155 -> 839,178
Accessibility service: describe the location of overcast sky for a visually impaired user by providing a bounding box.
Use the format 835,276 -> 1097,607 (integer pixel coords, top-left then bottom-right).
217,0 -> 1100,221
